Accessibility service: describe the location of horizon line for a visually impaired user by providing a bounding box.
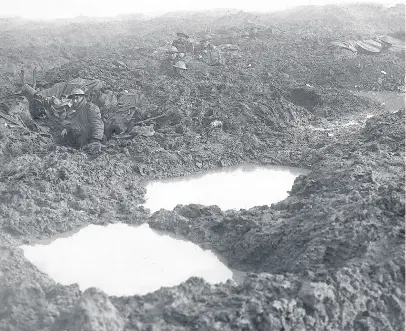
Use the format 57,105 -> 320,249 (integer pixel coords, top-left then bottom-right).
0,2 -> 401,22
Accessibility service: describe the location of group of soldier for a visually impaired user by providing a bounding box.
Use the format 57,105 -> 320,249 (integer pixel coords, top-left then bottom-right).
19,82 -> 105,147
160,27 -> 260,76
6,27 -> 262,148
159,32 -> 221,77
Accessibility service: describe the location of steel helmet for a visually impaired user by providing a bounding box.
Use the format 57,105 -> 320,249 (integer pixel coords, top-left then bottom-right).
177,32 -> 189,38
201,34 -> 212,41
173,61 -> 187,70
167,46 -> 178,53
68,88 -> 86,98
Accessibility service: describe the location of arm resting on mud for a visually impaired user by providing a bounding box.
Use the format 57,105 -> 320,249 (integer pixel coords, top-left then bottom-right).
88,104 -> 105,140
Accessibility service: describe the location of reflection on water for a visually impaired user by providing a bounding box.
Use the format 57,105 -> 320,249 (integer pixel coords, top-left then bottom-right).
355,91 -> 405,112
143,164 -> 308,212
21,223 -> 233,296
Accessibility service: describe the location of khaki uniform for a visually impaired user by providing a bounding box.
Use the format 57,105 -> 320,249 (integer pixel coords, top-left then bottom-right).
105,92 -> 144,137
197,43 -> 221,65
159,58 -> 176,77
172,39 -> 193,53
64,99 -> 104,147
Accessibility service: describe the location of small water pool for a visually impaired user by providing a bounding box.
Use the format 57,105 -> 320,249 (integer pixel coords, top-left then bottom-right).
143,164 -> 309,212
21,223 -> 233,296
355,91 -> 405,112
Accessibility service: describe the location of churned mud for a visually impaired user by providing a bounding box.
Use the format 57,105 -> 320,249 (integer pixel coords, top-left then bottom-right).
0,4 -> 404,331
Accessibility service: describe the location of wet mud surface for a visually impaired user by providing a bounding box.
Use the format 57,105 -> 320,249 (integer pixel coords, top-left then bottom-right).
0,5 -> 405,331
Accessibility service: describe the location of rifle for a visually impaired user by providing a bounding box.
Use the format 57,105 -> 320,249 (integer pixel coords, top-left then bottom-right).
0,92 -> 23,100
134,113 -> 167,125
0,110 -> 23,127
0,111 -> 50,143
0,67 -> 38,100
33,67 -> 37,89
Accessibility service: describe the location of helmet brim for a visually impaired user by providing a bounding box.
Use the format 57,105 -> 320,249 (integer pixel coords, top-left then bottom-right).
177,33 -> 189,38
68,94 -> 85,99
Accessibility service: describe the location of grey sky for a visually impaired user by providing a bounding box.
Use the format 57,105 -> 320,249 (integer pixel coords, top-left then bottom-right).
0,0 -> 401,19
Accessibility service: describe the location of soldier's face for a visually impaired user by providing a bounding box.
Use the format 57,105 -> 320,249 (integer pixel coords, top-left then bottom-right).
71,95 -> 84,107
169,53 -> 177,60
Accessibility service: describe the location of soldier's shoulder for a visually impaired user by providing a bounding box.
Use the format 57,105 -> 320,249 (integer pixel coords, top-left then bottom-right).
88,102 -> 101,113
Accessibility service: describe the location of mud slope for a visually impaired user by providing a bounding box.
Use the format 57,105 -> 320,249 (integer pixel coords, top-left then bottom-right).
0,107 -> 404,330
0,4 -> 405,331
0,3 -> 404,95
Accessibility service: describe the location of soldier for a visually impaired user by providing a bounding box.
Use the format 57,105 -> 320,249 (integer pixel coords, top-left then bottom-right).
241,31 -> 250,39
249,26 -> 259,39
198,34 -> 215,57
172,32 -> 193,53
105,81 -> 145,138
172,61 -> 188,78
176,45 -> 187,60
196,34 -> 222,65
200,34 -> 215,51
61,88 -> 104,147
159,46 -> 178,77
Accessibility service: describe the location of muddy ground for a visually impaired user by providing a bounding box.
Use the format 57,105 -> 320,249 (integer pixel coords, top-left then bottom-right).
0,4 -> 405,331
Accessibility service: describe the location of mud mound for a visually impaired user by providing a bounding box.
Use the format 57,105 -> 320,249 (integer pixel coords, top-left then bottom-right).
0,110 -> 404,331
0,4 -> 404,97
149,110 -> 405,274
235,37 -> 404,92
0,149 -> 149,239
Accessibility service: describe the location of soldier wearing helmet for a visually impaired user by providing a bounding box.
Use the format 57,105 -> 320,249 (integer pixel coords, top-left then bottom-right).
176,45 -> 187,60
249,26 -> 259,39
167,46 -> 178,61
197,34 -> 216,60
172,61 -> 188,78
60,88 -> 104,147
196,34 -> 222,65
241,31 -> 250,39
172,32 -> 189,51
200,34 -> 215,52
172,32 -> 194,54
159,46 -> 179,76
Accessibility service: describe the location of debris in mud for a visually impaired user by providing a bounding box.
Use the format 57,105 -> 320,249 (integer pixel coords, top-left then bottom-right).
329,35 -> 405,55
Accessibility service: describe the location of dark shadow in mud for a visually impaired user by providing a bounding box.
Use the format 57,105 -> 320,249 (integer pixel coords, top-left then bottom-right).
289,87 -> 323,111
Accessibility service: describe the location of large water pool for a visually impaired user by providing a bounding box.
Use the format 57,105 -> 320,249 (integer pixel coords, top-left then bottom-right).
22,223 -> 233,296
143,164 -> 308,212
